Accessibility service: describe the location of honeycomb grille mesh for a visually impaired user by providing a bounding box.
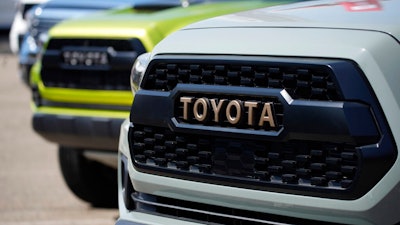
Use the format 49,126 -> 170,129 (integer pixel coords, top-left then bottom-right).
42,69 -> 131,90
131,125 -> 359,191
143,61 -> 341,101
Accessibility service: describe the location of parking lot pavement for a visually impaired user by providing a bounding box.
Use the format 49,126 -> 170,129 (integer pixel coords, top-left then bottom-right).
0,35 -> 118,225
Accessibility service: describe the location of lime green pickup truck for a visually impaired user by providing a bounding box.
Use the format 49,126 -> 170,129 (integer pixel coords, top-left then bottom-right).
30,0 -> 287,207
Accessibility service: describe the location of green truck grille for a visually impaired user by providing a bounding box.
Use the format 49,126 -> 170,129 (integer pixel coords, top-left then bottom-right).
41,38 -> 146,90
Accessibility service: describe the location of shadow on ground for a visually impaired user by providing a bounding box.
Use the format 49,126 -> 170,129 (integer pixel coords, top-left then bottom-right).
0,29 -> 11,54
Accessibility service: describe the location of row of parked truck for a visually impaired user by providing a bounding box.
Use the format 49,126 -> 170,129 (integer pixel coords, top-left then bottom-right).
20,0 -> 285,208
12,0 -> 400,224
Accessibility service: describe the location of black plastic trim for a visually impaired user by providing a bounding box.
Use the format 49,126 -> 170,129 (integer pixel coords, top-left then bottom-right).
120,154 -> 135,210
39,99 -> 131,111
33,113 -> 124,150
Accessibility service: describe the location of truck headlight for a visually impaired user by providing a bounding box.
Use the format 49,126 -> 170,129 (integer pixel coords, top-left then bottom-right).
131,52 -> 151,94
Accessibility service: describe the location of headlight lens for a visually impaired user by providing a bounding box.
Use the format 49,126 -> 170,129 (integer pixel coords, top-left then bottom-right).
131,52 -> 151,94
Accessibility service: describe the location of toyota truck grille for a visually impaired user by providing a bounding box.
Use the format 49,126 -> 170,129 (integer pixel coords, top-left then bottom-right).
41,38 -> 146,90
130,55 -> 397,199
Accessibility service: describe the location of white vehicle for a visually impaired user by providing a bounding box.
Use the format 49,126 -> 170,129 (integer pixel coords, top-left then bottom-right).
0,0 -> 17,30
9,0 -> 47,54
117,0 -> 400,224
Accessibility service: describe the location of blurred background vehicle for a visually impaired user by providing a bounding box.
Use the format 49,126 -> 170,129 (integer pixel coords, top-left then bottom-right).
9,0 -> 48,54
30,0 -> 276,208
18,0 -> 136,84
0,0 -> 18,31
0,37 -> 119,225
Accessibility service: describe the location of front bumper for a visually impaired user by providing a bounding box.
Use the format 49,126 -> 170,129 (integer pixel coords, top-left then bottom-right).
33,111 -> 124,150
118,125 -> 400,225
117,120 -> 215,225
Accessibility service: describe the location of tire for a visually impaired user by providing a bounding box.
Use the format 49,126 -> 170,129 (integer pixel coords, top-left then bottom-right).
58,146 -> 117,208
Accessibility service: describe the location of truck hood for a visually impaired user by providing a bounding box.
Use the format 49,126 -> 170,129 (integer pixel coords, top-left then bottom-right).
184,0 -> 400,42
48,0 -> 289,40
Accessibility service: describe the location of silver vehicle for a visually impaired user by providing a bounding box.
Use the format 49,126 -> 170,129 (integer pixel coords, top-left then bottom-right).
0,0 -> 18,31
117,0 -> 400,224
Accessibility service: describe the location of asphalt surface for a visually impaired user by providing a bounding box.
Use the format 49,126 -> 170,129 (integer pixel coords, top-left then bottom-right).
0,32 -> 118,225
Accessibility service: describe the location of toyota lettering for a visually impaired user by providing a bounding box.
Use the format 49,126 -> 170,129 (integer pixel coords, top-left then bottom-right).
180,96 -> 277,129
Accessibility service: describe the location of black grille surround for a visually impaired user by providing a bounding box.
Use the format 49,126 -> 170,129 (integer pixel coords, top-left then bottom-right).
41,38 -> 146,90
129,55 -> 397,200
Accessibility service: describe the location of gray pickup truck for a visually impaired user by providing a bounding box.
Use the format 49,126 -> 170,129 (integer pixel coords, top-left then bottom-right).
117,0 -> 400,224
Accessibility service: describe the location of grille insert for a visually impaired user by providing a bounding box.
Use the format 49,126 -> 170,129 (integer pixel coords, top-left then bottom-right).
42,69 -> 131,90
131,125 -> 359,193
143,58 -> 342,101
